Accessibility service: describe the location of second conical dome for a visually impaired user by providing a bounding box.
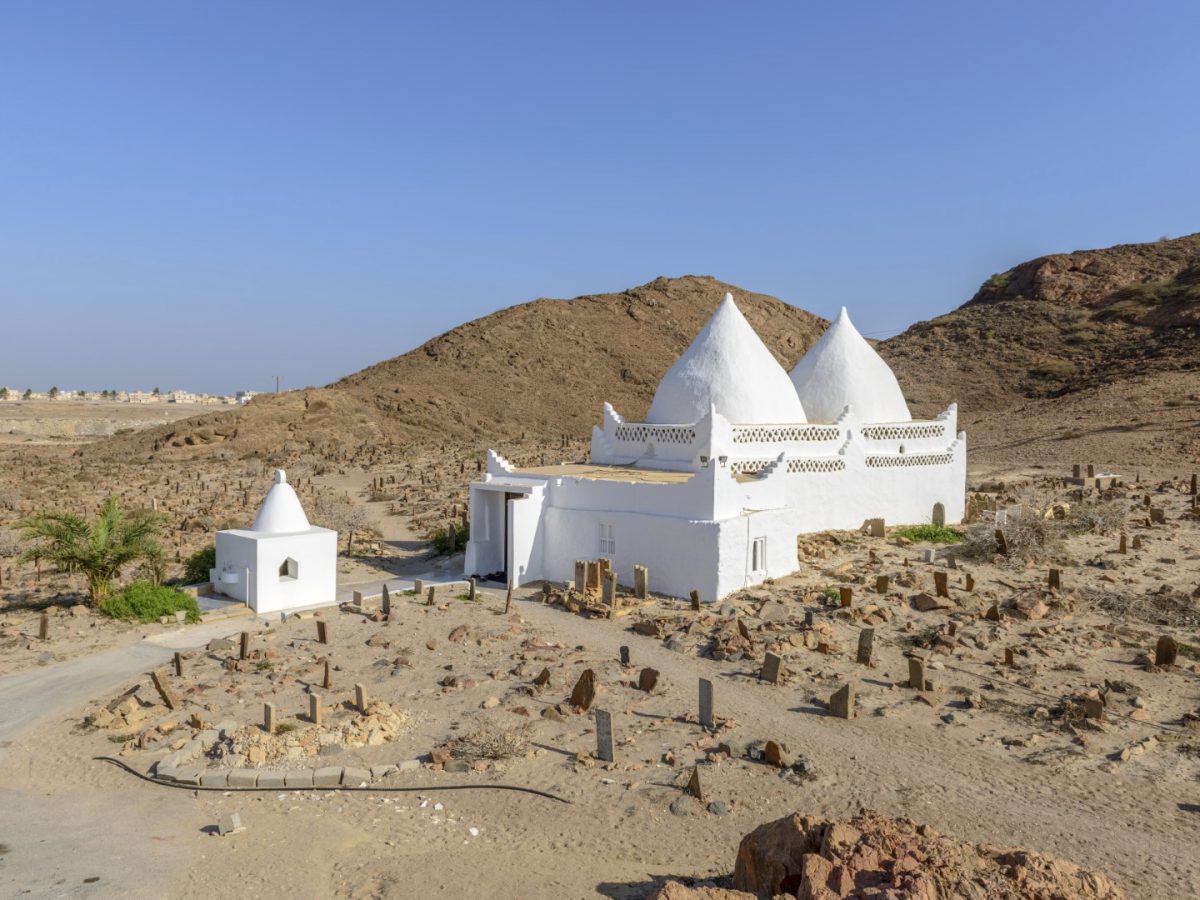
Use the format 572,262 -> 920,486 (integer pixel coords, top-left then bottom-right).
647,294 -> 807,425
789,308 -> 911,423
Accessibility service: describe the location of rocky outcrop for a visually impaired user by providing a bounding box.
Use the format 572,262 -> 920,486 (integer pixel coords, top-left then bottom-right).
728,810 -> 1126,899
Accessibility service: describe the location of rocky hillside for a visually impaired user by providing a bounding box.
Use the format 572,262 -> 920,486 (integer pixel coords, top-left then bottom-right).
89,233 -> 1200,469
880,233 -> 1200,418
91,276 -> 828,460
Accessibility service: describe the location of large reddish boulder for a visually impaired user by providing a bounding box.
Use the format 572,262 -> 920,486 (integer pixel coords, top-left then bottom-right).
730,810 -> 1125,899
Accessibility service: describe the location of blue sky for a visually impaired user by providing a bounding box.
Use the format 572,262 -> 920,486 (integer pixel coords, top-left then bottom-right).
2,2 -> 1198,394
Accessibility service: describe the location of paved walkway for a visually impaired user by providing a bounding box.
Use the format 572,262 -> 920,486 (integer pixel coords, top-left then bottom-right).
0,620 -> 251,744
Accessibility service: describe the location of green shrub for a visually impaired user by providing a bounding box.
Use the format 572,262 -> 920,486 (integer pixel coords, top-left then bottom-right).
99,581 -> 201,624
429,523 -> 470,555
182,545 -> 216,584
891,524 -> 963,544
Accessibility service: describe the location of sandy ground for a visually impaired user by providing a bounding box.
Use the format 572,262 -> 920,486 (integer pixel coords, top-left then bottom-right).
1,469 -> 1198,899
0,400 -> 212,445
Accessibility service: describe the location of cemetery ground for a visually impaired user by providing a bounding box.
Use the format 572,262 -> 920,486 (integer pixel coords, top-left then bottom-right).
0,468 -> 1197,896
0,426 -> 1199,897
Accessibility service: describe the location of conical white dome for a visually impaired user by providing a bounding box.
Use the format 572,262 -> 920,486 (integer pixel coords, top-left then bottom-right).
647,293 -> 807,425
251,469 -> 312,533
789,307 -> 911,423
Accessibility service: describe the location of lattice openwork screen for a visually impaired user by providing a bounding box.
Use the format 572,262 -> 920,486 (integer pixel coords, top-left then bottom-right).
731,425 -> 840,443
861,423 -> 945,441
613,424 -> 697,444
730,457 -> 846,475
865,452 -> 954,468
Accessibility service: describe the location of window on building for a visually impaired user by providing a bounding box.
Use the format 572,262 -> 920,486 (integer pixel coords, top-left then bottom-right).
599,523 -> 616,556
278,557 -> 298,580
751,537 -> 766,573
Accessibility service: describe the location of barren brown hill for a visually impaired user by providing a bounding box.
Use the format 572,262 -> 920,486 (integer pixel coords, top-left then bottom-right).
880,232 -> 1200,418
89,234 -> 1200,470
91,276 -> 828,461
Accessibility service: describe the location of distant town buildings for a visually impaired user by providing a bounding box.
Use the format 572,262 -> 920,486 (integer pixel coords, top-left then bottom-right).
0,387 -> 260,405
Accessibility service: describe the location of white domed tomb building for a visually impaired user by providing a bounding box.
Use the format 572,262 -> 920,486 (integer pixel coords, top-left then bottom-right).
464,294 -> 965,602
209,469 -> 338,614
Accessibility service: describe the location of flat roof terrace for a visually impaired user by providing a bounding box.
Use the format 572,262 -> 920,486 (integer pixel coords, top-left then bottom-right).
515,463 -> 695,484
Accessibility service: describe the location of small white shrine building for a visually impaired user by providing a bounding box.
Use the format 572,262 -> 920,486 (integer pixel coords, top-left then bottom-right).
464,294 -> 966,602
209,469 -> 338,614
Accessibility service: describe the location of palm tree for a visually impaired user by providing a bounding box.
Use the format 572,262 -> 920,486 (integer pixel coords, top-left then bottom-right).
19,497 -> 164,604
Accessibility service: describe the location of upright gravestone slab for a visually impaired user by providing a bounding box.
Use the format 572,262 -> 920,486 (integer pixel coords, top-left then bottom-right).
634,565 -> 648,599
352,590 -> 365,608
690,590 -> 701,611
574,561 -> 587,594
619,645 -> 630,666
839,586 -> 852,608
830,683 -> 855,719
468,577 -> 477,602
316,620 -> 328,645
322,659 -> 332,689
761,652 -> 782,684
932,503 -> 946,527
38,613 -> 49,641
867,518 -> 885,538
603,571 -> 617,616
875,575 -> 889,594
964,572 -> 975,592
856,628 -> 875,665
354,683 -> 368,713
994,529 -> 1009,555
908,657 -> 926,691
1155,635 -> 1179,667
1048,568 -> 1061,590
264,702 -> 277,734
309,692 -> 322,726
1119,534 -> 1128,554
381,583 -> 391,618
426,586 -> 436,606
698,678 -> 714,728
570,669 -> 596,711
594,709 -> 614,763
933,571 -> 949,598
414,578 -> 424,596
239,631 -> 251,660
638,667 -> 658,693
173,652 -> 184,677
685,766 -> 703,801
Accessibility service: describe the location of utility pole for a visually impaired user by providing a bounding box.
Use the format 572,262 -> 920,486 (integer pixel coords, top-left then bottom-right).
274,375 -> 281,393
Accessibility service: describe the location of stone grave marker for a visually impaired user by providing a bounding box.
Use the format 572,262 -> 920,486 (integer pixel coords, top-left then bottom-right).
933,571 -> 949,598
468,577 -> 477,602
964,572 -> 975,592
414,578 -> 424,596
619,645 -> 630,666
1155,635 -> 1178,667
908,657 -> 926,691
761,652 -> 783,684
830,683 -> 855,719
634,565 -> 648,599
594,709 -> 614,763
505,587 -> 513,614
1048,568 -> 1061,590
603,571 -> 617,617
1083,695 -> 1104,721
316,620 -> 328,645
381,583 -> 391,617
867,518 -> 885,537
638,667 -> 659,693
875,575 -> 889,594
839,586 -> 852,607
173,652 -> 184,676
322,659 -> 332,689
570,669 -> 596,711
685,766 -> 703,801
309,692 -> 322,726
426,585 -> 436,606
355,683 -> 368,713
38,613 -> 49,641
994,529 -> 1008,555
856,628 -> 875,665
151,669 -> 179,710
698,678 -> 714,728
690,590 -> 701,611
239,631 -> 251,660
1004,647 -> 1015,667
264,702 -> 277,734
533,667 -> 551,687
1119,534 -> 1127,554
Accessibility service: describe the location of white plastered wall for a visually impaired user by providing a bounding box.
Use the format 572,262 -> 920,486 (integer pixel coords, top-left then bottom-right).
212,528 -> 338,614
